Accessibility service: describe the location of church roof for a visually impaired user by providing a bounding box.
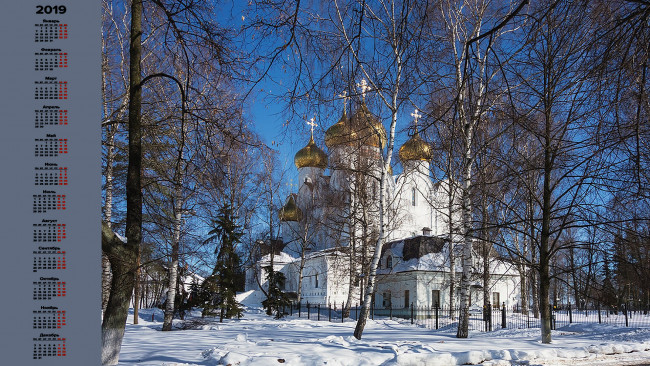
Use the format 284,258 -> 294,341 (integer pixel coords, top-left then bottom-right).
379,236 -> 518,276
398,128 -> 433,162
325,110 -> 356,148
279,194 -> 302,222
325,103 -> 387,148
294,136 -> 328,169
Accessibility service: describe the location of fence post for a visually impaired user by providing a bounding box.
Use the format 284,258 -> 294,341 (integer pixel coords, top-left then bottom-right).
342,302 -> 344,323
355,303 -> 358,320
411,303 -> 414,325
624,303 -> 629,327
371,301 -> 374,320
307,302 -> 310,320
390,305 -> 393,320
551,305 -> 555,330
329,303 -> 331,322
487,303 -> 492,331
598,303 -> 602,324
290,302 -> 293,316
318,304 -> 321,321
435,305 -> 439,329
569,303 -> 573,324
501,302 -> 506,329
298,301 -> 301,318
527,309 -> 530,328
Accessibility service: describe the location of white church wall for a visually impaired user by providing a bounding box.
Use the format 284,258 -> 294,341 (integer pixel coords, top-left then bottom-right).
300,255 -> 327,304
325,251 -> 357,305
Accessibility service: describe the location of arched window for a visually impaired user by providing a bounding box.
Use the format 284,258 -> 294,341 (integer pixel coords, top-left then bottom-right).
412,188 -> 417,206
386,255 -> 393,269
314,273 -> 319,288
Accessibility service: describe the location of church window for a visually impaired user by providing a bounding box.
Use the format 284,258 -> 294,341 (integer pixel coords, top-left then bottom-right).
382,292 -> 392,308
314,273 -> 319,288
432,290 -> 440,308
492,292 -> 500,307
412,188 -> 417,206
404,290 -> 410,308
386,255 -> 393,269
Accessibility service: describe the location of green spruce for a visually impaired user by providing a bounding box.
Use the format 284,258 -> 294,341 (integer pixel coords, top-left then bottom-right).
262,262 -> 290,319
202,204 -> 244,321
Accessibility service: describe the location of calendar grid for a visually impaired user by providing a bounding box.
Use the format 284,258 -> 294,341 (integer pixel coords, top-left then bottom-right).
35,52 -> 68,71
33,337 -> 66,359
35,138 -> 68,157
33,281 -> 66,300
33,223 -> 67,242
33,310 -> 66,329
34,166 -> 68,186
34,23 -> 69,42
35,109 -> 68,128
35,81 -> 68,100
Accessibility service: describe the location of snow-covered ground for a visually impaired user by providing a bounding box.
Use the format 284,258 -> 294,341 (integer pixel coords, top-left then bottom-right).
118,300 -> 650,365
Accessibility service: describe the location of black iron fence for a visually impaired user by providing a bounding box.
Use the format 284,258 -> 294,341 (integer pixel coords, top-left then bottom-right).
280,301 -> 650,332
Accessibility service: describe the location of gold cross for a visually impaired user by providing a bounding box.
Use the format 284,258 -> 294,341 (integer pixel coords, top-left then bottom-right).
411,108 -> 422,126
357,79 -> 370,101
306,117 -> 317,138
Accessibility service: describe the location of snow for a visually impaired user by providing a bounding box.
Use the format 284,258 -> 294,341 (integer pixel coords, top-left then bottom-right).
259,252 -> 297,264
118,307 -> 650,366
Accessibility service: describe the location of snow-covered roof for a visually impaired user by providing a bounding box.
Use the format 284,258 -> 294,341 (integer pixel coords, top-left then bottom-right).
378,236 -> 518,276
259,252 -> 296,264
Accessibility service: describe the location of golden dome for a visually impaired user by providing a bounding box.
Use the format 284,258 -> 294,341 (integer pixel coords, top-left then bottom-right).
399,129 -> 433,162
325,111 -> 356,148
295,136 -> 328,169
279,195 -> 302,222
349,102 -> 387,148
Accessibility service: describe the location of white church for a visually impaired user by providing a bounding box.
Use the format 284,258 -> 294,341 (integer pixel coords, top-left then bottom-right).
245,84 -> 520,311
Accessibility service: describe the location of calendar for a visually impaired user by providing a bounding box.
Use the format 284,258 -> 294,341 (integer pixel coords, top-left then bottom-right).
34,166 -> 68,185
33,223 -> 67,242
33,279 -> 66,300
33,309 -> 66,329
35,79 -> 68,100
35,51 -> 68,71
33,248 -> 66,272
1,2 -> 101,364
35,107 -> 68,128
35,138 -> 68,157
33,193 -> 66,213
33,336 -> 66,359
35,22 -> 68,42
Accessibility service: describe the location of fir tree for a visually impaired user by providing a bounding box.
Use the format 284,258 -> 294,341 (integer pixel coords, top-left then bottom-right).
261,263 -> 290,319
202,204 -> 243,321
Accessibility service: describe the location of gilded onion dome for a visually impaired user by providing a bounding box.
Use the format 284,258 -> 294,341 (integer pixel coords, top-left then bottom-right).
349,102 -> 387,148
399,128 -> 433,162
279,194 -> 302,222
294,136 -> 328,169
325,110 -> 357,148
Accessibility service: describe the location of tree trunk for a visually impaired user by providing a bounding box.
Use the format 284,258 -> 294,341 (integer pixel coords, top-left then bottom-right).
343,232 -> 356,318
297,251 -> 306,303
101,0 -> 142,363
101,8 -> 115,318
448,179 -> 455,318
539,116 -> 554,344
133,253 -> 140,324
354,105 -> 398,340
456,117 -> 474,339
162,189 -> 183,331
101,223 -> 137,365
